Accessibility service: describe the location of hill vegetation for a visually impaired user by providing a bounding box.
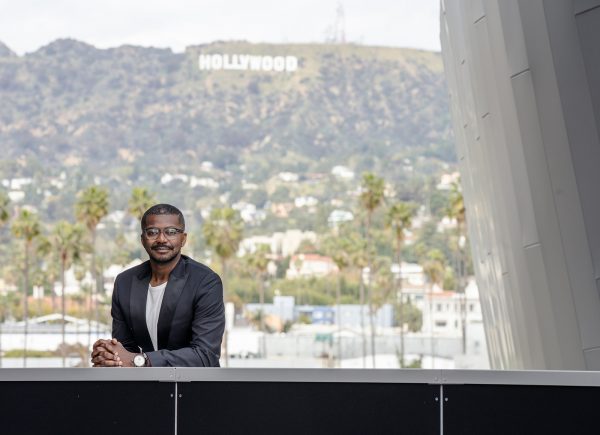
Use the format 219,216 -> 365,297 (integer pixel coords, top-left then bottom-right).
0,39 -> 452,181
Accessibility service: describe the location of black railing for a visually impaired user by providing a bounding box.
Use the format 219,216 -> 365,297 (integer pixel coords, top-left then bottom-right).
1,368 -> 599,434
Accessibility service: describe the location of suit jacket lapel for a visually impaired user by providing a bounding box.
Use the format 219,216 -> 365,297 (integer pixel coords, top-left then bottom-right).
129,270 -> 153,352
157,258 -> 189,349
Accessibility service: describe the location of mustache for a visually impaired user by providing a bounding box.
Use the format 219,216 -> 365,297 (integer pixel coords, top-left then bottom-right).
151,243 -> 173,250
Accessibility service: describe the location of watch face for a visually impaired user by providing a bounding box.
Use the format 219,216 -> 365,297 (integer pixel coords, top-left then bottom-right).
133,354 -> 145,367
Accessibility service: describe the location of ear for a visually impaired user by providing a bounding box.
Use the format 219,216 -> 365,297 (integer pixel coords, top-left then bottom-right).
181,233 -> 187,247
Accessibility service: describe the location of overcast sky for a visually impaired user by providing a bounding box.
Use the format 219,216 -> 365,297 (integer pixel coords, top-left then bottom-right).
0,0 -> 440,55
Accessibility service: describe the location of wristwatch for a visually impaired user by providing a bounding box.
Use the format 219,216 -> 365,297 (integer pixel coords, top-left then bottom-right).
133,352 -> 148,367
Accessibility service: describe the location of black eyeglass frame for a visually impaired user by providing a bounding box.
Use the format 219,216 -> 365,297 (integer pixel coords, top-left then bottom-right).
142,227 -> 185,239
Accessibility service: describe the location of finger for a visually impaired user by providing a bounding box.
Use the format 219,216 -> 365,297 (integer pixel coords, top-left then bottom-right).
102,342 -> 117,353
91,346 -> 114,358
95,342 -> 117,354
93,338 -> 111,349
91,352 -> 120,365
91,352 -> 107,363
95,359 -> 120,367
91,356 -> 106,365
91,347 -> 106,358
100,350 -> 120,361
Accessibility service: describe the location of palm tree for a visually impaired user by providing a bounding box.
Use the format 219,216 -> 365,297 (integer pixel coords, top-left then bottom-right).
75,185 -> 109,344
43,252 -> 60,312
0,191 -> 9,367
111,232 -> 133,267
11,209 -> 41,367
323,235 -> 353,367
448,181 -> 466,233
0,191 -> 10,224
446,180 -> 468,353
359,172 -> 385,367
202,206 -> 244,366
421,249 -> 445,369
371,256 -> 394,309
244,244 -> 270,356
385,202 -> 416,367
203,207 -> 244,281
128,187 -> 156,221
50,221 -> 86,366
348,233 -> 369,368
33,235 -> 52,315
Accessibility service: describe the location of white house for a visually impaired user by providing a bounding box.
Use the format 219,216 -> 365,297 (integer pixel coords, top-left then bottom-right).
286,254 -> 339,279
238,230 -> 317,258
420,279 -> 483,337
327,209 -> 354,227
331,165 -> 355,180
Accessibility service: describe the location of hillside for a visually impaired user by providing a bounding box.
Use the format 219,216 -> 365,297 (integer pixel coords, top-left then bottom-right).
0,39 -> 452,185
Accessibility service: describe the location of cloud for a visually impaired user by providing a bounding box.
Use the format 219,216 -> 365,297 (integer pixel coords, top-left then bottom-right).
0,0 -> 440,54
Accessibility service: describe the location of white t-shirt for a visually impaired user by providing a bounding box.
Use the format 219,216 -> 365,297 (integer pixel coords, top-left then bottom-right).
146,282 -> 167,351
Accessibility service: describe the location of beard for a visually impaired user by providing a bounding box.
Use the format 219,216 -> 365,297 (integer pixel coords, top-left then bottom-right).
147,244 -> 180,264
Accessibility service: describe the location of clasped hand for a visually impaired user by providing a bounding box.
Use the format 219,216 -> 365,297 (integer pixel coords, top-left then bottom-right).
91,338 -> 136,367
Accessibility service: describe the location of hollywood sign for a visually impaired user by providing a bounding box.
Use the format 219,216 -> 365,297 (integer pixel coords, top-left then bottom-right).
199,54 -> 298,73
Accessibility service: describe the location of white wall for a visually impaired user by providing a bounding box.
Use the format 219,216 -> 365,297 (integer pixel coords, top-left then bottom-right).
441,0 -> 600,369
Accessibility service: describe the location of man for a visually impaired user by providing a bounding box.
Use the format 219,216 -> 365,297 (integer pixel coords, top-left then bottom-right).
91,203 -> 225,367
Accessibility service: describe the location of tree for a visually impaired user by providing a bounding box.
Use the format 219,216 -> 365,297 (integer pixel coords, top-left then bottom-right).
348,232 -> 369,367
111,232 -> 133,267
385,201 -> 416,367
40,248 -> 60,312
50,221 -> 87,366
0,191 -> 10,225
202,206 -> 244,366
446,180 -> 468,353
397,299 -> 422,333
359,172 -> 385,367
11,209 -> 41,366
75,185 -> 109,344
323,235 -> 354,366
0,191 -> 9,366
203,207 -> 244,282
244,244 -> 270,357
447,181 -> 466,232
370,255 -> 394,310
128,187 -> 156,221
421,249 -> 445,368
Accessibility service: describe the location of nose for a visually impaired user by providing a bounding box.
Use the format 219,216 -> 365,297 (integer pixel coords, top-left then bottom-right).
156,229 -> 168,242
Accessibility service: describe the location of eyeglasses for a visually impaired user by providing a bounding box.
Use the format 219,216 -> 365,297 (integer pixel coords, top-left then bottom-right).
143,227 -> 185,239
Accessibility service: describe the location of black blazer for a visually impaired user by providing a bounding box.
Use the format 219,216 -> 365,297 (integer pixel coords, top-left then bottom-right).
111,255 -> 225,367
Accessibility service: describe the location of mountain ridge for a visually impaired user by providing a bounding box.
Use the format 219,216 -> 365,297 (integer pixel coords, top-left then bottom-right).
0,41 -> 16,58
0,39 -> 452,185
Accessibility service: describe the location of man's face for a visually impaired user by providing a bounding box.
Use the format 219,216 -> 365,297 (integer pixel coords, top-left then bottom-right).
141,214 -> 187,264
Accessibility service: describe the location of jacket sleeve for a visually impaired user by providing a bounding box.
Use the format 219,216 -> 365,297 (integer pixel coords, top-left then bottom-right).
111,277 -> 139,353
146,272 -> 225,367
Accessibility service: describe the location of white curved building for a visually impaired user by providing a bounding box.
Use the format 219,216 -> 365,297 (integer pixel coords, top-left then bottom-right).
441,0 -> 600,369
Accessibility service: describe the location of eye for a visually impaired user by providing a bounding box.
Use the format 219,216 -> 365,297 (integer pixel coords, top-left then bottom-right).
145,228 -> 160,237
164,228 -> 180,237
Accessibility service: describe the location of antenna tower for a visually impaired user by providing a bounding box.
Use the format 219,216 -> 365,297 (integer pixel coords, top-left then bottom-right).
332,2 -> 346,43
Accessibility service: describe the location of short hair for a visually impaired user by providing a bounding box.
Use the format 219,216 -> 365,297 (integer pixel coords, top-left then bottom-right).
141,204 -> 185,231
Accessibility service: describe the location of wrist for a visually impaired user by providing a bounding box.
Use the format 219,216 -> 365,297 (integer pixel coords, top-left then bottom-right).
133,352 -> 149,367
120,350 -> 135,367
